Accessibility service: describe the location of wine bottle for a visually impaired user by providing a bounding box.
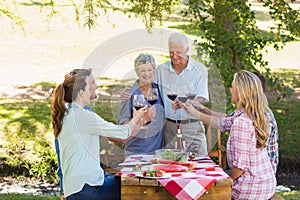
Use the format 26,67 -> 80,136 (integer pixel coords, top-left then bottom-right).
176,124 -> 184,150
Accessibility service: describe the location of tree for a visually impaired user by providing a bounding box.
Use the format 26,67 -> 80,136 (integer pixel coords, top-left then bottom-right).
83,0 -> 300,109
3,0 -> 299,109
1,0 -> 24,28
183,0 -> 299,105
114,0 -> 299,109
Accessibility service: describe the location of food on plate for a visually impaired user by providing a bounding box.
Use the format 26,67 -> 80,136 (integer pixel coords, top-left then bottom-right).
189,152 -> 197,160
132,163 -> 142,171
142,170 -> 165,177
156,159 -> 197,170
151,164 -> 188,172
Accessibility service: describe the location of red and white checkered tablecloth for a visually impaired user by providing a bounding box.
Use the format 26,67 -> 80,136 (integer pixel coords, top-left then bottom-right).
118,155 -> 230,200
158,177 -> 216,200
157,166 -> 230,200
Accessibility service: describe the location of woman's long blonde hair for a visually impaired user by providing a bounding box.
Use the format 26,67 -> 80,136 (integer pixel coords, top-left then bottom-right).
51,69 -> 91,138
234,70 -> 270,148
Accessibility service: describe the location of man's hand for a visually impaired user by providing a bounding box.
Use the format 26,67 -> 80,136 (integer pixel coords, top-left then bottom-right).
120,87 -> 132,101
172,100 -> 181,111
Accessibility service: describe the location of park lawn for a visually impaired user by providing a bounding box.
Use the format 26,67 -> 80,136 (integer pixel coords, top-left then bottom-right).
0,194 -> 59,200
0,192 -> 299,200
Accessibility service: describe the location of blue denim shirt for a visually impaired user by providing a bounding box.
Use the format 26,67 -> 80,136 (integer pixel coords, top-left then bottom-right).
118,81 -> 164,156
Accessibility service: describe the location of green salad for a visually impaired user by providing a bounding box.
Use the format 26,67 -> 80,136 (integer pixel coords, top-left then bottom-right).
160,150 -> 187,162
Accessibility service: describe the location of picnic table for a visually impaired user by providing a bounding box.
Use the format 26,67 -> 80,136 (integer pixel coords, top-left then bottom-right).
118,154 -> 233,200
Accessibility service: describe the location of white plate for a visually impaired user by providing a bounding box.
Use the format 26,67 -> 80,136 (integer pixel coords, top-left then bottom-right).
195,163 -> 218,169
128,154 -> 156,161
136,172 -> 172,179
205,171 -> 224,176
118,161 -> 149,166
121,165 -> 151,172
191,156 -> 210,161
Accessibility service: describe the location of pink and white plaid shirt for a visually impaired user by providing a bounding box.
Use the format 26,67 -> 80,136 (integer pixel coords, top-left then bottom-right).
226,109 -> 276,200
219,109 -> 279,173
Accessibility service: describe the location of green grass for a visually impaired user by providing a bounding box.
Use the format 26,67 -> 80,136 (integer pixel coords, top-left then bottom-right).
0,194 -> 59,200
278,191 -> 300,200
271,68 -> 300,89
270,101 -> 300,171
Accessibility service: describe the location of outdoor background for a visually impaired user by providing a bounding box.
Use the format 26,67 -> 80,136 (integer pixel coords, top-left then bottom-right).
0,0 -> 299,199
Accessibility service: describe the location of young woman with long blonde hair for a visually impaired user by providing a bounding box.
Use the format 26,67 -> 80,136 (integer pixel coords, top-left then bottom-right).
227,70 -> 276,199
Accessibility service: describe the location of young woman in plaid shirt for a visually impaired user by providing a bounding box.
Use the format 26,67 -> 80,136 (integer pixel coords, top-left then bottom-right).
226,70 -> 276,199
183,72 -> 279,174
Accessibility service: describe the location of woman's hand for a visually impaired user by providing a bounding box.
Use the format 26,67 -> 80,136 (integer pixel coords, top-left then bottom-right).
191,100 -> 211,115
132,106 -> 148,126
144,105 -> 156,123
120,87 -> 132,101
182,103 -> 198,118
133,106 -> 148,118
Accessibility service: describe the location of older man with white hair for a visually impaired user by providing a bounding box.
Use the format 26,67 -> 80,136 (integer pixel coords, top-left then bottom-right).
154,32 -> 209,155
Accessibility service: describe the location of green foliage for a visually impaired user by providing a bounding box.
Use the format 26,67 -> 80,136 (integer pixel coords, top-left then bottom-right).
278,191 -> 300,200
93,100 -> 119,123
0,99 -> 57,181
24,148 -> 57,181
180,0 -> 295,110
0,0 -> 25,28
2,1 -> 299,111
266,68 -> 300,100
0,97 -> 120,182
119,0 -> 180,27
82,0 -> 112,30
30,82 -> 57,91
271,68 -> 300,89
261,0 -> 300,37
270,101 -> 300,172
0,194 -> 59,200
265,68 -> 294,100
108,0 -> 298,111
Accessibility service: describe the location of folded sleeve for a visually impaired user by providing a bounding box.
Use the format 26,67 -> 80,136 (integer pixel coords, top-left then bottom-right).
230,117 -> 254,171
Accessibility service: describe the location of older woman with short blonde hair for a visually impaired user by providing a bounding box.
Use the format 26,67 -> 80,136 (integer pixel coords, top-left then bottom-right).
118,53 -> 164,156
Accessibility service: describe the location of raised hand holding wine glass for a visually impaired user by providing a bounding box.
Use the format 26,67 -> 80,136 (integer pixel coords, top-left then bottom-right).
133,94 -> 148,129
177,86 -> 189,119
147,87 -> 159,106
167,84 -> 179,114
186,83 -> 196,101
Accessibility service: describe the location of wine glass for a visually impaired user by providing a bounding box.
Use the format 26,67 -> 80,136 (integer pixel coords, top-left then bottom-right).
133,94 -> 147,129
166,84 -> 178,114
186,84 -> 196,101
178,85 -> 188,103
178,86 -> 189,118
147,88 -> 159,106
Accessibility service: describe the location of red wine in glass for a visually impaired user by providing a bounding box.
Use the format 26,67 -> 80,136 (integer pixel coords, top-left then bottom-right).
178,96 -> 188,103
148,99 -> 158,105
167,94 -> 177,101
133,94 -> 147,129
134,105 -> 144,110
147,88 -> 159,106
186,92 -> 196,100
